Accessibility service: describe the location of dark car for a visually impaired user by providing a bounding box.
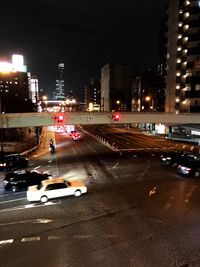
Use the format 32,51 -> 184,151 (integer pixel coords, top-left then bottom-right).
0,154 -> 28,171
177,160 -> 200,177
160,150 -> 197,167
3,169 -> 52,192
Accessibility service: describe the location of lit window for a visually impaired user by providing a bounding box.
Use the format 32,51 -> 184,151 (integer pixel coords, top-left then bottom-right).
177,47 -> 182,51
196,84 -> 200,91
14,82 -> 18,84
183,49 -> 188,54
178,34 -> 182,39
179,9 -> 183,14
176,72 -> 181,76
176,98 -> 180,103
185,0 -> 190,5
177,58 -> 181,63
176,85 -> 180,89
183,37 -> 188,42
178,22 -> 183,27
183,25 -> 189,30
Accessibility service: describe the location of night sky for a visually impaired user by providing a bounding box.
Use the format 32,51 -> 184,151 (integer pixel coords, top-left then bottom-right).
0,0 -> 167,98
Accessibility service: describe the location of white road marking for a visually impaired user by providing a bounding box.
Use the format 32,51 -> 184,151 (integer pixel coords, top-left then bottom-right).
0,198 -> 26,205
21,237 -> 40,242
0,239 -> 14,247
112,162 -> 119,169
48,236 -> 62,240
33,166 -> 41,170
0,218 -> 53,226
0,200 -> 60,213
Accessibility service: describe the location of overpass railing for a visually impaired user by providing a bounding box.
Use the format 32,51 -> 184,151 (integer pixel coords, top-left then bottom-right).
0,111 -> 199,128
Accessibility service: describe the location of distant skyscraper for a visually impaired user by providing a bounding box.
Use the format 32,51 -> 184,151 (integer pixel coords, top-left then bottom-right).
54,63 -> 65,100
165,0 -> 200,113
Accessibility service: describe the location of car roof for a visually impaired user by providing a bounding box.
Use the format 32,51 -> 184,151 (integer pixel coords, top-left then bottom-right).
42,178 -> 65,185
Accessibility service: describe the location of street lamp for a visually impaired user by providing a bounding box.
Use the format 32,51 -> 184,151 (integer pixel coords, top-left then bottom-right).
116,100 -> 121,111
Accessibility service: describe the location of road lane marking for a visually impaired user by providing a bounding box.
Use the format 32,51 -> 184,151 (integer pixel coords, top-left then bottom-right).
21,237 -> 40,242
0,198 -> 26,205
48,236 -> 63,240
0,201 -> 60,212
0,218 -> 53,226
0,239 -> 14,247
112,162 -> 119,169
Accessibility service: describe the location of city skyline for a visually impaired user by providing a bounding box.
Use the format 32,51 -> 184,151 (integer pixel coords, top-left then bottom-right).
0,0 -> 167,95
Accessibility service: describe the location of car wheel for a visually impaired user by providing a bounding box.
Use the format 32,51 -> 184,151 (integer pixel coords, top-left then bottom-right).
74,190 -> 81,197
194,171 -> 200,178
12,186 -> 17,192
41,196 -> 48,203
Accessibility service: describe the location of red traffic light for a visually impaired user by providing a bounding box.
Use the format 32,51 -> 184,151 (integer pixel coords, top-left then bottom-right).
112,113 -> 121,121
55,115 -> 64,123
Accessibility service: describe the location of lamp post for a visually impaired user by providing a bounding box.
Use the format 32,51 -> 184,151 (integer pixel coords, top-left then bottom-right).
116,100 -> 120,111
0,90 -> 3,154
145,96 -> 151,111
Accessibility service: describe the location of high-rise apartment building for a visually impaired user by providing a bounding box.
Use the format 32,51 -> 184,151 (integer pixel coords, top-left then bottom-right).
166,0 -> 200,113
54,63 -> 65,100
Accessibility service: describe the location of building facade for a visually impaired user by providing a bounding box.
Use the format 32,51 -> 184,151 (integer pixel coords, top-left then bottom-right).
53,63 -> 65,100
166,0 -> 200,113
0,54 -> 35,113
84,78 -> 101,111
132,69 -> 165,112
101,63 -> 135,112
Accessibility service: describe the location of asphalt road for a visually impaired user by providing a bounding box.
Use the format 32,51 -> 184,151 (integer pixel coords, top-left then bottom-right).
0,125 -> 200,267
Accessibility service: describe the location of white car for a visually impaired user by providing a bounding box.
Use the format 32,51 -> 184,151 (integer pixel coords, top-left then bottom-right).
26,178 -> 87,203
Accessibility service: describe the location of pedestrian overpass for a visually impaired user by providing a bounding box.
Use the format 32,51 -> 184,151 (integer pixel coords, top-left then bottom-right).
0,112 -> 199,128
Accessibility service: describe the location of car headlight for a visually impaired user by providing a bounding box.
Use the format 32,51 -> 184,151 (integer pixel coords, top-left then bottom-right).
0,163 -> 6,167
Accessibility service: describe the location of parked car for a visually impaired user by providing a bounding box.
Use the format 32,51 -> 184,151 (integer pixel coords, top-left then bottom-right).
0,154 -> 28,171
178,160 -> 200,177
160,150 -> 197,167
3,169 -> 52,192
27,178 -> 87,202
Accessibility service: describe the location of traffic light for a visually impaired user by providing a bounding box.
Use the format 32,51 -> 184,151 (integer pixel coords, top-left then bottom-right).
112,113 -> 121,121
56,115 -> 64,123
